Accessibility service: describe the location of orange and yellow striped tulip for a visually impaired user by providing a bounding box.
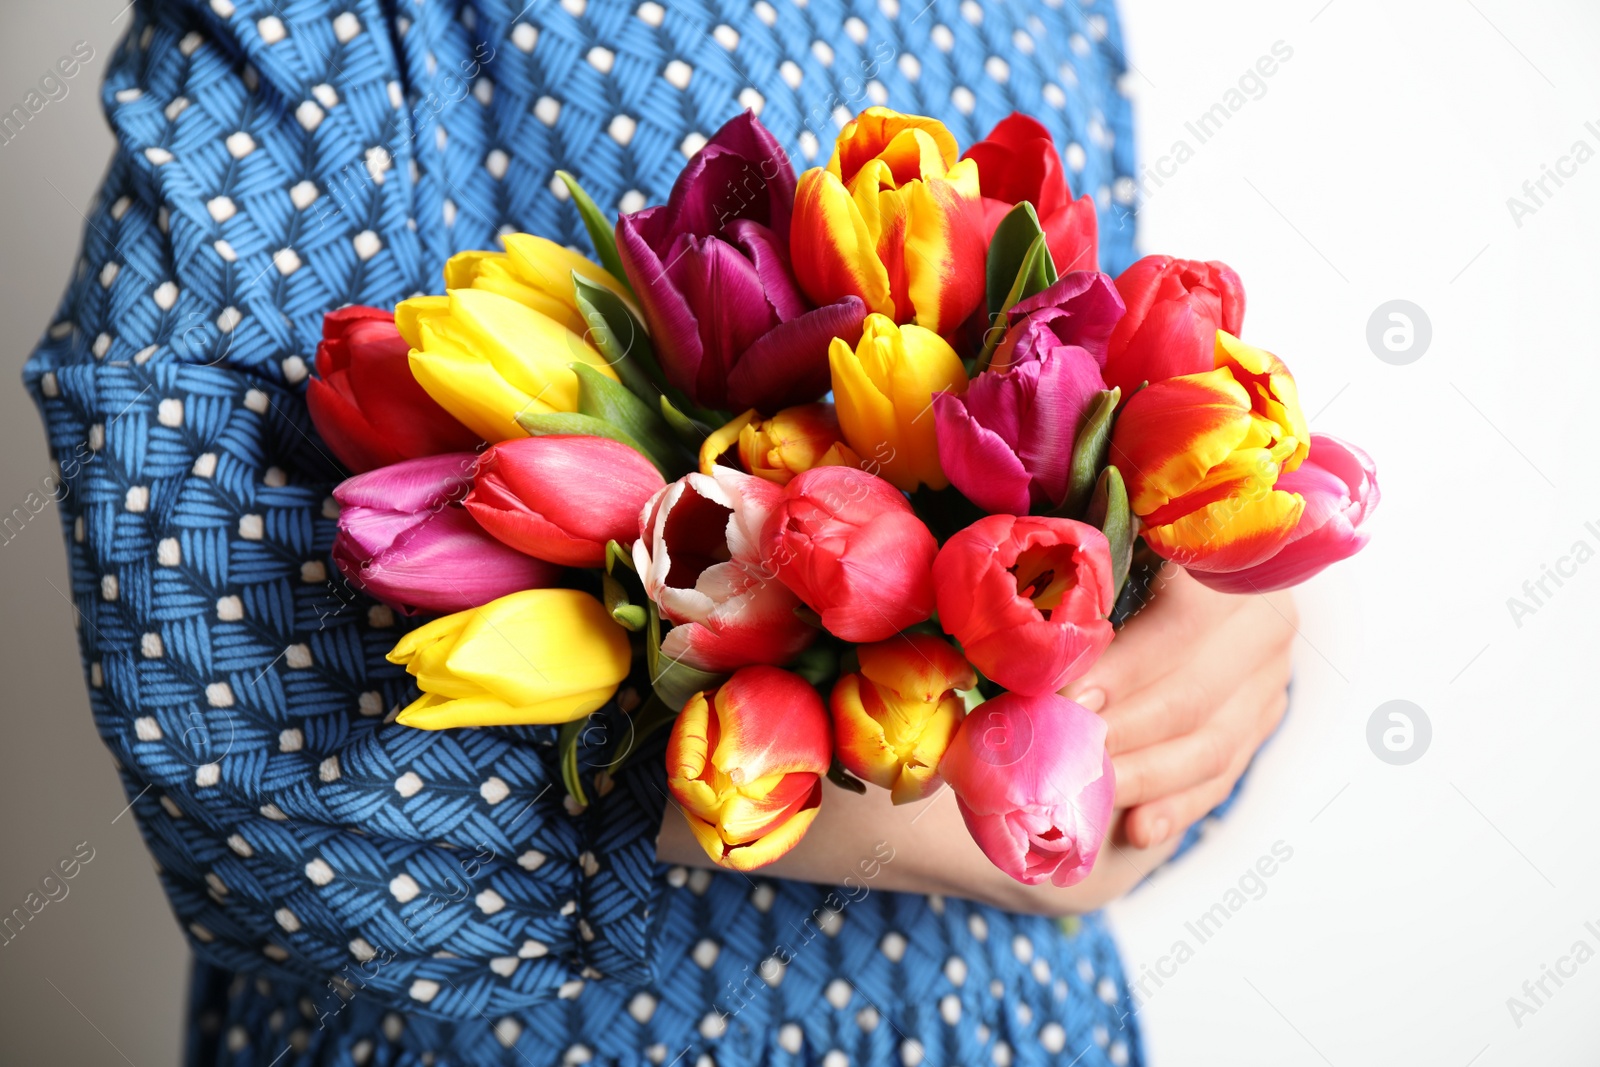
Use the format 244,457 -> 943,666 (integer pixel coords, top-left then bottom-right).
791,108 -> 987,336
1112,332 -> 1310,573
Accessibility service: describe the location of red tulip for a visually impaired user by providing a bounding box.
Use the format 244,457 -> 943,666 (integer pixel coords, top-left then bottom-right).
634,468 -> 817,673
667,666 -> 833,870
1102,256 -> 1245,396
963,113 -> 1099,274
761,465 -> 938,643
939,691 -> 1114,887
932,515 -> 1115,695
465,436 -> 665,568
305,306 -> 480,473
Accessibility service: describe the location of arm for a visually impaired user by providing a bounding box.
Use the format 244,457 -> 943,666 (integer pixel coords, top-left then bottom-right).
657,564 -> 1295,914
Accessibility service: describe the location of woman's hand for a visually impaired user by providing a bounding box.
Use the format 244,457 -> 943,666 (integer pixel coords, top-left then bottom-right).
654,562 -> 1294,915
1067,564 -> 1295,850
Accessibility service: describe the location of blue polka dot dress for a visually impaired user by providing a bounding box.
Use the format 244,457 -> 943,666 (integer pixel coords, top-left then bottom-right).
22,1 -> 1233,1063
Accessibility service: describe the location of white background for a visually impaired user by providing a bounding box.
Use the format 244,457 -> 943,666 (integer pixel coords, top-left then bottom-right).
2,0 -> 1598,1064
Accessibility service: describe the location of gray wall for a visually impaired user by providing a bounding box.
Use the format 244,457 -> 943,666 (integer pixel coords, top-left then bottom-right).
0,2 -> 189,1063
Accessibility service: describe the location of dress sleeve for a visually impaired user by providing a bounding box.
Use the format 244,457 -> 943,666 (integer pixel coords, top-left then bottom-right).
21,0 -> 670,1020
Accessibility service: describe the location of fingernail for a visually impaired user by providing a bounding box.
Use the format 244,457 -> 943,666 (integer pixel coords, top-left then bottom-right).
1075,688 -> 1106,713
1146,818 -> 1171,847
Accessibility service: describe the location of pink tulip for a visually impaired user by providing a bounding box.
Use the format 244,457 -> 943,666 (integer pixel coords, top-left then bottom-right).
1189,434 -> 1379,593
933,515 -> 1115,695
333,454 -> 560,616
939,691 -> 1115,887
634,467 -> 817,673
465,436 -> 666,567
761,465 -> 938,643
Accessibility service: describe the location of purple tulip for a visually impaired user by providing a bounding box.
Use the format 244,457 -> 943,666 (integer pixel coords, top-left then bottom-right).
990,271 -> 1127,372
332,453 -> 560,616
933,348 -> 1107,516
616,110 -> 866,413
1190,434 -> 1380,594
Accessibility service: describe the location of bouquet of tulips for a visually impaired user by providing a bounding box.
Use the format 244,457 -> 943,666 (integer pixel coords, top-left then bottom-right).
308,107 -> 1378,886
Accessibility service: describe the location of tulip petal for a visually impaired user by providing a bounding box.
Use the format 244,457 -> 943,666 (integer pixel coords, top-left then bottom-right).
726,297 -> 867,413
1111,368 -> 1254,516
932,391 -> 1034,516
792,169 -> 893,317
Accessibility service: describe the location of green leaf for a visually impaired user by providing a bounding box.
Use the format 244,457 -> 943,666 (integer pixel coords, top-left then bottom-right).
1056,387 -> 1121,519
571,363 -> 690,476
658,393 -> 718,450
556,170 -> 632,296
571,273 -> 663,402
558,717 -> 591,808
646,602 -> 726,712
605,694 -> 680,777
605,539 -> 636,575
790,643 -> 840,687
974,232 -> 1058,374
1086,465 -> 1136,597
986,202 -> 1050,319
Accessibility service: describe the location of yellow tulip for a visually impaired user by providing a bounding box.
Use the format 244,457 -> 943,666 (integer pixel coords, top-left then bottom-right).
698,404 -> 862,486
442,232 -> 639,332
829,312 -> 968,491
387,588 -> 631,728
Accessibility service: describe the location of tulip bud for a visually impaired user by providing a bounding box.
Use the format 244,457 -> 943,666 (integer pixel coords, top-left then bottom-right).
465,435 -> 665,567
793,107 -> 987,335
1111,331 -> 1309,574
932,515 -> 1115,695
634,468 -> 817,673
963,113 -> 1100,274
332,454 -> 560,616
701,404 -> 863,486
667,667 -> 832,871
829,313 -> 968,493
832,634 -> 976,804
763,465 -> 939,643
1189,434 -> 1379,593
387,588 -> 632,728
1102,255 -> 1245,395
306,306 -> 480,473
444,232 -> 639,331
939,692 -> 1114,887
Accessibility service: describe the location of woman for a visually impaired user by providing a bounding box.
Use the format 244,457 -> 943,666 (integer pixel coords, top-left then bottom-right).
24,0 -> 1292,1063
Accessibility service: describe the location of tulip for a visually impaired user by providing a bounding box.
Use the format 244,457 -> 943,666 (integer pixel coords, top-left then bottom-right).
616,111 -> 867,412
387,588 -> 632,728
933,347 -> 1105,515
938,692 -> 1114,887
396,283 -> 620,444
1111,331 -> 1310,573
464,435 -> 665,567
962,113 -> 1100,274
1102,255 -> 1246,396
989,272 -> 1127,373
829,313 -> 968,492
634,467 -> 817,673
1190,434 -> 1378,593
667,666 -> 832,871
332,454 -> 560,616
443,232 -> 639,331
933,515 -> 1115,695
831,633 -> 976,804
763,465 -> 939,643
792,107 -> 987,335
699,404 -> 862,487
305,306 -> 481,473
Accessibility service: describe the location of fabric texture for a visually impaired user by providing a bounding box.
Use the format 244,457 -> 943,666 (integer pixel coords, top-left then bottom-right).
20,0 -> 1240,1063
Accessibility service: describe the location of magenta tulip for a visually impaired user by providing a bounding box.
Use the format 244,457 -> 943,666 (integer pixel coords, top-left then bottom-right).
939,691 -> 1115,887
465,436 -> 665,568
332,454 -> 560,616
1189,434 -> 1379,593
933,515 -> 1115,695
933,348 -> 1105,515
761,465 -> 938,643
616,110 -> 867,412
990,271 -> 1126,373
634,467 -> 817,673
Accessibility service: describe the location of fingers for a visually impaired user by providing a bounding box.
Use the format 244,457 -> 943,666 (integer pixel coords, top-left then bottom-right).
1120,674 -> 1290,849
1110,658 -> 1289,814
1065,565 -> 1244,713
1099,591 -> 1295,755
